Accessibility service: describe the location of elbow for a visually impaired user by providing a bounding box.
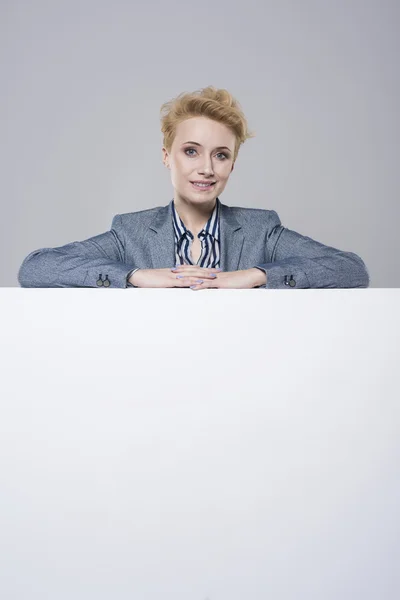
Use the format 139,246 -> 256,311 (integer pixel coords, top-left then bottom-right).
17,266 -> 29,287
347,251 -> 370,288
18,252 -> 37,287
17,248 -> 51,288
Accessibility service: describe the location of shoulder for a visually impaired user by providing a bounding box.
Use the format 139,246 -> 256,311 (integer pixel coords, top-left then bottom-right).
117,205 -> 164,221
223,204 -> 281,227
111,205 -> 165,228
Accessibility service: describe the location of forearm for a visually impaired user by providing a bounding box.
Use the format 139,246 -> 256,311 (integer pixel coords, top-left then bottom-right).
18,247 -> 137,288
258,210 -> 370,289
255,252 -> 370,289
18,213 -> 139,288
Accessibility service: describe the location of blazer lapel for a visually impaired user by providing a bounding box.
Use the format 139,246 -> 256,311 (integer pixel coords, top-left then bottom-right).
148,199 -> 244,271
148,201 -> 176,268
219,201 -> 244,271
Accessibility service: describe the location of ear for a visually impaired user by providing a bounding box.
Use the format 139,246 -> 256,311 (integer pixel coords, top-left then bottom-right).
162,147 -> 170,168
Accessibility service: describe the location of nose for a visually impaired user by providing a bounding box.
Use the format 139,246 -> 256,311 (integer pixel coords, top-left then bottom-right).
198,159 -> 214,177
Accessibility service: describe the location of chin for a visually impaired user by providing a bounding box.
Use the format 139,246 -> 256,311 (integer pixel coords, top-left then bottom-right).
191,194 -> 218,203
180,191 -> 217,203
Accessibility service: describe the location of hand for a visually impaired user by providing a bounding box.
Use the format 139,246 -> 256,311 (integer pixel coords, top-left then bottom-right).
129,266 -> 223,288
168,265 -> 267,290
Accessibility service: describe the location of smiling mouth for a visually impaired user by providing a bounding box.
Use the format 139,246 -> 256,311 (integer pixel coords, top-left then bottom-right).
191,181 -> 216,188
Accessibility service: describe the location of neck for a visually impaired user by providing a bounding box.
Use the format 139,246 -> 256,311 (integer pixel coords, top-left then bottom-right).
174,197 -> 217,234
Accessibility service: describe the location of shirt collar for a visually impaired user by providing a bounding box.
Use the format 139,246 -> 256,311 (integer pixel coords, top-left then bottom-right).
171,198 -> 220,242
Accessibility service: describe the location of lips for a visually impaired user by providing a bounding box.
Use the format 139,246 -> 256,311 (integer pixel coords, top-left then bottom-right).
191,181 -> 216,185
191,182 -> 216,192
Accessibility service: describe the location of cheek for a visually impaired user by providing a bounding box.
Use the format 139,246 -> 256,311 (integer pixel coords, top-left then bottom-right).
175,160 -> 190,176
170,162 -> 187,180
171,167 -> 190,188
219,170 -> 231,182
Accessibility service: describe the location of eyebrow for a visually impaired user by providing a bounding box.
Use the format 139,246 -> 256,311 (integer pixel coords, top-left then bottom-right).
181,141 -> 232,152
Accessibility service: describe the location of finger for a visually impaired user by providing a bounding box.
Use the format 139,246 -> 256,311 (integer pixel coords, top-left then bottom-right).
173,275 -> 200,288
171,266 -> 222,273
174,271 -> 219,281
171,270 -> 221,278
174,276 -> 216,288
190,277 -> 219,290
172,271 -> 221,280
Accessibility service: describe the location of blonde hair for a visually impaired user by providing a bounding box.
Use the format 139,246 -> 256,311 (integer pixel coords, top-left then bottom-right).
160,85 -> 255,163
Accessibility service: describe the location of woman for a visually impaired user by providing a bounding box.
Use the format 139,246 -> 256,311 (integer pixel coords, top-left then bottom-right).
18,86 -> 370,290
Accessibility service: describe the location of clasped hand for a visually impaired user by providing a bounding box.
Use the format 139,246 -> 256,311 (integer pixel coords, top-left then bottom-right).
130,265 -> 266,290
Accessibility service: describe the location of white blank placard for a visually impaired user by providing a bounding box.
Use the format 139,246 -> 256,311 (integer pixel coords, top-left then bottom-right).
0,289 -> 399,600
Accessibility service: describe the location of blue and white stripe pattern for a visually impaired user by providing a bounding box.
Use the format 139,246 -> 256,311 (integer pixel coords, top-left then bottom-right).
172,198 -> 221,267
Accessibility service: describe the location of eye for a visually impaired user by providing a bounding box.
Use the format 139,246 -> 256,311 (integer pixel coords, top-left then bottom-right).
184,148 -> 228,160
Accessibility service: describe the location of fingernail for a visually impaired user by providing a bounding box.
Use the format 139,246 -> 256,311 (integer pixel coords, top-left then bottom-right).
195,280 -> 203,283
177,275 -> 184,279
211,274 -> 217,278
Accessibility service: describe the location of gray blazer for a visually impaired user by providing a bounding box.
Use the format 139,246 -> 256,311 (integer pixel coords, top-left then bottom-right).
18,199 -> 370,288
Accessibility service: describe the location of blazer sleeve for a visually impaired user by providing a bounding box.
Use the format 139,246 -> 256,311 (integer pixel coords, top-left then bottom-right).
18,214 -> 138,288
254,211 -> 370,289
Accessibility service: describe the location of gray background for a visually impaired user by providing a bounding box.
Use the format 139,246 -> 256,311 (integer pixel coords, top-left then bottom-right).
1,0 -> 399,286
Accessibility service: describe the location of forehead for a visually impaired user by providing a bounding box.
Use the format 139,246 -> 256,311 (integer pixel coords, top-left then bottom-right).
174,116 -> 235,148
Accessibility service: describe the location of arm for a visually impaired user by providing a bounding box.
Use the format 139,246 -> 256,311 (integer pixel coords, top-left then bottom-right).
18,215 -> 138,288
254,211 -> 370,289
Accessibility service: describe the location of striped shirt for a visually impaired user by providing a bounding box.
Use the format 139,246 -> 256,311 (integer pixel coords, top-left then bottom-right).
172,198 -> 220,267
126,199 -> 221,286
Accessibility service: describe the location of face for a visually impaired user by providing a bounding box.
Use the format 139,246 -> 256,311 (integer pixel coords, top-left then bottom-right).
162,116 -> 235,206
